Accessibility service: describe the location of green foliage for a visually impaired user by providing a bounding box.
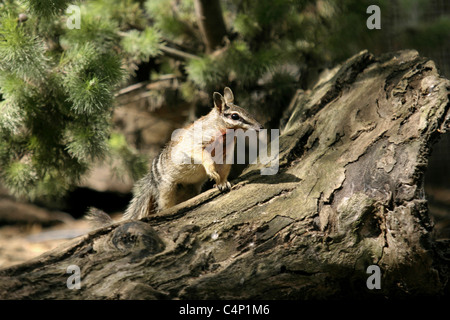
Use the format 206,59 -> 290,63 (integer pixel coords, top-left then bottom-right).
61,13 -> 119,51
180,80 -> 201,103
182,0 -> 310,115
121,27 -> 163,61
0,15 -> 47,79
24,0 -> 71,18
0,1 -> 123,200
2,161 -> 36,195
0,0 -> 167,200
185,55 -> 225,89
226,41 -> 282,85
65,119 -> 110,163
233,13 -> 261,39
62,43 -> 123,114
0,99 -> 25,134
145,0 -> 196,43
88,0 -> 147,29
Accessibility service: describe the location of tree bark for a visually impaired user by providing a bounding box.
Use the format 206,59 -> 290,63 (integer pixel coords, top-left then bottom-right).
0,50 -> 449,299
194,0 -> 227,53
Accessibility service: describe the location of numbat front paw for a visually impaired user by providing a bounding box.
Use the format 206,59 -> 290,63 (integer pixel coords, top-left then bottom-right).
214,181 -> 232,191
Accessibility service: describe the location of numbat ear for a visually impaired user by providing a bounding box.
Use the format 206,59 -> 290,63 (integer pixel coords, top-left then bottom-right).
223,87 -> 234,104
213,92 -> 226,113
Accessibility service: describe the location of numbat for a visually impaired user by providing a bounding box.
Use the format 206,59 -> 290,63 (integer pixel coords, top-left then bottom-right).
121,87 -> 263,220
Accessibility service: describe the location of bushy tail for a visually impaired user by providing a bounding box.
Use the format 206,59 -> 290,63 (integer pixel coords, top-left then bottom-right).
84,173 -> 156,229
123,173 -> 157,220
84,207 -> 115,229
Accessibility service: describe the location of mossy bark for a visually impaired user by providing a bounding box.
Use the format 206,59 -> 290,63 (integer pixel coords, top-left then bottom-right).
0,50 -> 449,299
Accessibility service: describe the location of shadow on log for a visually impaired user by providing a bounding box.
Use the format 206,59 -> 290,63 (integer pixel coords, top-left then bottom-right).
0,50 -> 449,299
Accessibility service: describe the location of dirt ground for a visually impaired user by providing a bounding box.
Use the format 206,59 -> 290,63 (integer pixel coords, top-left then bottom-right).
0,194 -> 122,269
0,220 -> 89,269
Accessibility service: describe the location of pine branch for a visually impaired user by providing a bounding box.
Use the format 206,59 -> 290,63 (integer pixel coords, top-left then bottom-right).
159,44 -> 200,61
118,30 -> 200,61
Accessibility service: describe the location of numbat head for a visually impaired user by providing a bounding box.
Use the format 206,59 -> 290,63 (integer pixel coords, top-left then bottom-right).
213,87 -> 263,132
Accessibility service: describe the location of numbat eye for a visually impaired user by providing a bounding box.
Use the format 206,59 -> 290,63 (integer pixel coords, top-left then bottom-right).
231,113 -> 240,120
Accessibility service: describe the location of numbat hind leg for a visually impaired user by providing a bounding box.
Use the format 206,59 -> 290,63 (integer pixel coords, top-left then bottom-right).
157,182 -> 178,211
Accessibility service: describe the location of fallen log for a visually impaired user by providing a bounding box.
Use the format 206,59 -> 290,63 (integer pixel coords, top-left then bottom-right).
0,50 -> 449,299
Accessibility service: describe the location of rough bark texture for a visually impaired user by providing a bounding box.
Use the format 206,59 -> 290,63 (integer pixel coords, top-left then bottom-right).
1,50 -> 449,299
